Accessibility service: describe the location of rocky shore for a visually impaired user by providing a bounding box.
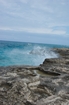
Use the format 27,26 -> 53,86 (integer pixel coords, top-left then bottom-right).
0,48 -> 69,105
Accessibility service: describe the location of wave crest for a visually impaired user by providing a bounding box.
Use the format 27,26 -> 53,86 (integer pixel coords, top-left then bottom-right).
29,46 -> 58,58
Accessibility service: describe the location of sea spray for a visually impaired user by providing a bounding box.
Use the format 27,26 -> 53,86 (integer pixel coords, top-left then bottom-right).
0,41 -> 67,66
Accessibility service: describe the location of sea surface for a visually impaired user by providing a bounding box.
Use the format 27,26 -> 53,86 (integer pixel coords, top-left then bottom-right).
0,40 -> 69,66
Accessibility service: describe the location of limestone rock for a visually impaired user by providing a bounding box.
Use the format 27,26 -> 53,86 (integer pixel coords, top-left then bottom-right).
0,48 -> 69,105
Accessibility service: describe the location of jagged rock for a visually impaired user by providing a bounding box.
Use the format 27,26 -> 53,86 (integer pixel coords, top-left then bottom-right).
0,48 -> 69,105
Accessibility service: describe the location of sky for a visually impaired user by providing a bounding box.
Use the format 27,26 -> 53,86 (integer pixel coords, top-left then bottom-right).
0,0 -> 69,45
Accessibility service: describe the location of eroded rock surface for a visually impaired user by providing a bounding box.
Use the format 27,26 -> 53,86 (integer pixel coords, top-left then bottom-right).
0,48 -> 69,105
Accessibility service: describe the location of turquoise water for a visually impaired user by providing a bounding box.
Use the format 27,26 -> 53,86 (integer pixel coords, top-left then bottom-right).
0,40 -> 68,66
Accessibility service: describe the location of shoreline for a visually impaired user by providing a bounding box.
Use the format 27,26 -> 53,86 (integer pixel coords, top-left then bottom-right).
0,48 -> 69,105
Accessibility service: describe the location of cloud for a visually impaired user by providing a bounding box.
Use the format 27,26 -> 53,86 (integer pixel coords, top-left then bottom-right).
0,26 -> 66,35
0,0 -> 69,36
0,27 -> 13,31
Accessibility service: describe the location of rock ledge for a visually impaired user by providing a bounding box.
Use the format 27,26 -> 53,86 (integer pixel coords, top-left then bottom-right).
0,48 -> 69,105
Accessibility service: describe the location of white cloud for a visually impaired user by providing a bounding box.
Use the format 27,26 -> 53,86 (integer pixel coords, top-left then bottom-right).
0,26 -> 66,35
0,0 -> 69,37
0,27 -> 13,31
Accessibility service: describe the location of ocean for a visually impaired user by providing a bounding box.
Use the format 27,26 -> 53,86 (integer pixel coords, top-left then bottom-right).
0,40 -> 68,66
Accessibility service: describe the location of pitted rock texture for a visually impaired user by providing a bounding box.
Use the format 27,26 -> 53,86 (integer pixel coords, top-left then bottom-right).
0,48 -> 69,105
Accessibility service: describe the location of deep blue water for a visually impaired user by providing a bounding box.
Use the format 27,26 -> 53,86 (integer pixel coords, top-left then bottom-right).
0,40 -> 69,66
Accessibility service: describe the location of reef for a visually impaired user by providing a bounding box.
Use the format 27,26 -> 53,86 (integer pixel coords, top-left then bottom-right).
0,48 -> 69,105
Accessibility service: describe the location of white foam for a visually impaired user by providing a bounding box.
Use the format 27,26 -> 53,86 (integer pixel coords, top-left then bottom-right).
4,46 -> 58,66
29,46 -> 58,57
29,46 -> 58,65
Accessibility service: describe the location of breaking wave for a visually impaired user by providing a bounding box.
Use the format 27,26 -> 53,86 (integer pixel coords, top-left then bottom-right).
29,46 -> 58,58
0,41 -> 59,66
